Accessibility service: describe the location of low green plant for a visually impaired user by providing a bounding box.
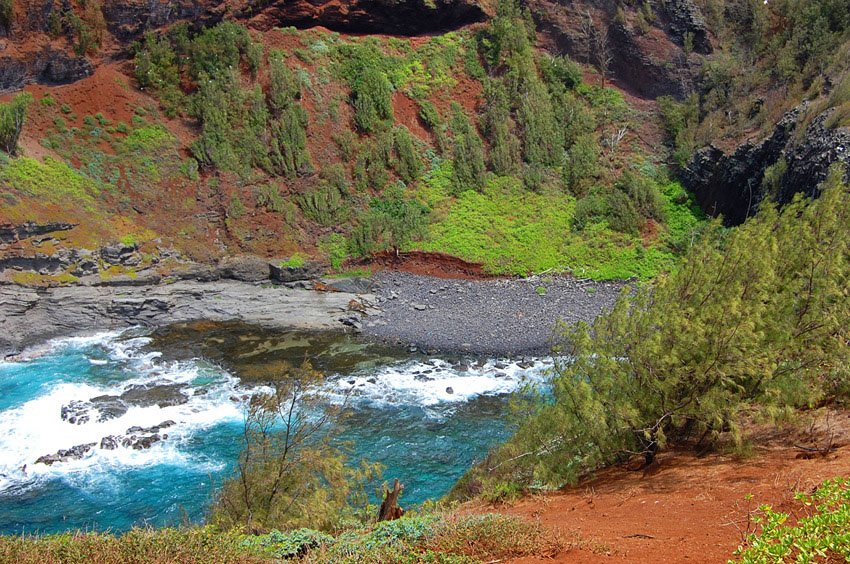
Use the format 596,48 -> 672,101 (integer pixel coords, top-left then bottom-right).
733,478 -> 850,563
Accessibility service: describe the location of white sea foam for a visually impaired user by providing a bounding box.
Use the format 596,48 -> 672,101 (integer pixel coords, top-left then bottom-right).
324,358 -> 552,410
0,328 -> 555,494
0,329 -> 243,493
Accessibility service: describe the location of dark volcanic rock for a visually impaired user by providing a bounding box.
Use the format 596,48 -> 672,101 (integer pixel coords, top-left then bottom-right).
120,384 -> 190,408
659,0 -> 712,55
90,395 -> 131,420
100,435 -> 120,450
270,260 -> 326,283
683,105 -> 850,225
0,222 -> 76,245
36,443 -> 97,465
0,48 -> 92,93
122,433 -> 163,450
217,255 -> 272,282
528,0 -> 697,99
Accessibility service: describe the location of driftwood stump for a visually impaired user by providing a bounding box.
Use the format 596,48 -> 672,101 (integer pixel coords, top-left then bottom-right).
378,479 -> 404,521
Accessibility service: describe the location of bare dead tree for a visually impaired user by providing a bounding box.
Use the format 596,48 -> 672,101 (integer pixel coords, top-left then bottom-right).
579,10 -> 614,88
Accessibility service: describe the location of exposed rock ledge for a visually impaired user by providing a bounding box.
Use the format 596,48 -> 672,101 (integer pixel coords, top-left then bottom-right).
0,280 -> 375,359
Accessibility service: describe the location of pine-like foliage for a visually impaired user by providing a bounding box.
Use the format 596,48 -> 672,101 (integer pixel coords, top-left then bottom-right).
450,103 -> 486,192
212,361 -> 380,532
477,170 -> 850,491
0,93 -> 31,156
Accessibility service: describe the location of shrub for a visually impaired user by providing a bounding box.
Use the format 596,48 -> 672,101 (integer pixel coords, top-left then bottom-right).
190,71 -> 270,175
481,81 -> 521,176
351,67 -> 394,133
0,92 -> 32,156
211,361 -> 380,532
392,125 -> 422,182
298,182 -> 348,226
539,55 -> 582,91
475,171 -> 850,491
562,133 -> 598,196
349,184 -> 429,256
450,103 -> 486,192
616,171 -> 666,223
189,22 -> 252,80
0,0 -> 12,31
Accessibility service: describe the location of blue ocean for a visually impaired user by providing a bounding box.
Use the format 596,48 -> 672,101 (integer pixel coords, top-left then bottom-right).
0,326 -> 549,534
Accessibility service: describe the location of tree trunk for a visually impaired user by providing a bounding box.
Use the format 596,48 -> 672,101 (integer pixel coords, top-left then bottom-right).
378,479 -> 404,522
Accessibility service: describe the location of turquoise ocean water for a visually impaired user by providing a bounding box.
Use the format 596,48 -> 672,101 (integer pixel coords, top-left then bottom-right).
0,328 -> 549,534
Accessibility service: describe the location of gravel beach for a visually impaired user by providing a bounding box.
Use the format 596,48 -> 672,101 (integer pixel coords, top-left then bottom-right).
0,272 -> 626,358
361,272 -> 625,355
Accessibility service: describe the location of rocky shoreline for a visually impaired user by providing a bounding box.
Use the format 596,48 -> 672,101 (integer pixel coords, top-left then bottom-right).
0,270 -> 626,360
0,279 -> 375,359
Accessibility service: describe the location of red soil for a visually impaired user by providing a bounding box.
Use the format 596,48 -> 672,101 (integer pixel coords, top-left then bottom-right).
467,411 -> 850,563
350,250 -> 497,279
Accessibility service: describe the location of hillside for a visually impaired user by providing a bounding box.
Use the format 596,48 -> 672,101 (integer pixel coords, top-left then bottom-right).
0,0 -> 849,562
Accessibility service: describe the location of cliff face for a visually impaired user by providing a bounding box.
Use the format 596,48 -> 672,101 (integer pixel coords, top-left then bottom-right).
527,0 -> 709,98
682,106 -> 850,225
0,0 -> 491,92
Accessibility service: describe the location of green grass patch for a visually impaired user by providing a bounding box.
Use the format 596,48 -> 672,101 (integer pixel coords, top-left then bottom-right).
418,173 -> 701,280
0,157 -> 102,208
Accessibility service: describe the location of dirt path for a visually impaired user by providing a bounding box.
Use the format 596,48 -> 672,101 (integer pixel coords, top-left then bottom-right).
466,413 -> 850,563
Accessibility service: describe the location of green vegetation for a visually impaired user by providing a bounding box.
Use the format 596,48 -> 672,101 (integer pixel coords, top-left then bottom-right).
0,156 -> 101,208
669,0 -> 850,158
420,163 -> 701,279
212,361 -> 379,533
0,0 -> 12,31
463,171 -> 849,494
733,478 -> 850,563
121,8 -> 700,276
0,93 -> 32,156
0,511 -> 558,563
351,184 -> 429,255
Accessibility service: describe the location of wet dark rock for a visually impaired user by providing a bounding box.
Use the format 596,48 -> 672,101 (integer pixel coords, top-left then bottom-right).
445,387 -> 454,394
122,433 -> 162,450
60,400 -> 91,425
414,374 -> 433,382
119,384 -> 189,408
35,443 -> 97,465
61,395 -> 129,425
217,255 -> 271,282
100,436 -> 120,450
126,420 -> 175,435
269,260 -> 325,283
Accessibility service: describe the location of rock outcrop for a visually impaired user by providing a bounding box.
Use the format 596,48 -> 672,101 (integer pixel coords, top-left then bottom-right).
0,279 -> 376,358
682,105 -> 850,225
1,0 -> 489,91
527,0 -> 706,99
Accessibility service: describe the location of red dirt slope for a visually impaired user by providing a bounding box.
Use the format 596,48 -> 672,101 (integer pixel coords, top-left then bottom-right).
466,411 -> 850,563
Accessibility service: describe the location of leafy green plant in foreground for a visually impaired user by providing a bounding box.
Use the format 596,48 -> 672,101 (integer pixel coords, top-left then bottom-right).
733,478 -> 850,563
